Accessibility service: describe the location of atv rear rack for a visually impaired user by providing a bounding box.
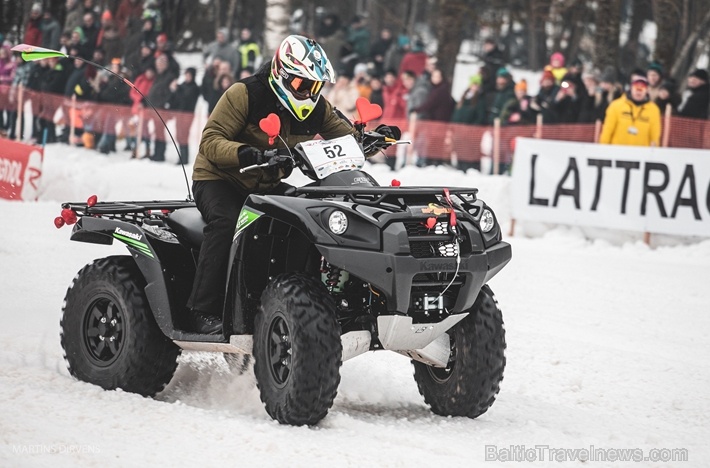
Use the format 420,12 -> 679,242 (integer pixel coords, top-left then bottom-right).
290,186 -> 478,207
60,200 -> 196,224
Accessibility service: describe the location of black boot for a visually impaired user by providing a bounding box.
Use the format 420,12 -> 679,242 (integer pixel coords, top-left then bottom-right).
177,144 -> 189,165
190,310 -> 223,334
152,141 -> 166,162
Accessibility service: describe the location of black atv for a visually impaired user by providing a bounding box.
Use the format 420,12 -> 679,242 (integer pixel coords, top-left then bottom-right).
57,108 -> 511,426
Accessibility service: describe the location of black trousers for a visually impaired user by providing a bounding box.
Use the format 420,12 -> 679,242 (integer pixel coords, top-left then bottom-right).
186,179 -> 291,315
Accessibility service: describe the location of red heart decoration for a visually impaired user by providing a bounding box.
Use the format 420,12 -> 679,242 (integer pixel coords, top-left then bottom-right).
259,113 -> 281,145
355,97 -> 382,124
87,194 -> 98,207
54,216 -> 65,229
391,179 -> 401,187
425,217 -> 437,230
61,208 -> 78,226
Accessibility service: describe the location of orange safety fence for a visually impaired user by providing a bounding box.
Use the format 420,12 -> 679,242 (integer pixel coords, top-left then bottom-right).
4,85 -> 710,154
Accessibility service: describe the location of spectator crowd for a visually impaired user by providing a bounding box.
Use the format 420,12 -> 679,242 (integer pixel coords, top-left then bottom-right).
1,3 -> 709,170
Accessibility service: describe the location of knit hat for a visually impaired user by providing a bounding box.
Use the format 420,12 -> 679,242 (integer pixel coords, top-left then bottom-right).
689,68 -> 709,82
72,26 -> 85,42
186,67 -> 197,77
217,27 -> 229,39
647,61 -> 663,76
101,10 -> 113,22
469,74 -> 482,86
550,52 -> 565,66
600,66 -> 617,84
496,67 -> 511,79
31,2 -> 42,14
515,79 -> 527,92
540,69 -> 555,83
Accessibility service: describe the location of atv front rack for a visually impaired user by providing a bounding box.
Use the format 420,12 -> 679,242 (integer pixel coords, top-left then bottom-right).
290,186 -> 478,207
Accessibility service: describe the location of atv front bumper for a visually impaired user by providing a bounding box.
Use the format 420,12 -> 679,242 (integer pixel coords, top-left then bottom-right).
316,240 -> 511,313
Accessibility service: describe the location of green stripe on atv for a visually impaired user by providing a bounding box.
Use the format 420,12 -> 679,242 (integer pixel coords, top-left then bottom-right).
236,208 -> 261,234
113,233 -> 155,258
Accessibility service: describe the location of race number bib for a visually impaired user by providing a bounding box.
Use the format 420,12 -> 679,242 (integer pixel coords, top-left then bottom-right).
300,135 -> 365,179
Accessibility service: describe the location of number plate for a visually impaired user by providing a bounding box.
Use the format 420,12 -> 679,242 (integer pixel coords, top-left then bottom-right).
300,135 -> 365,179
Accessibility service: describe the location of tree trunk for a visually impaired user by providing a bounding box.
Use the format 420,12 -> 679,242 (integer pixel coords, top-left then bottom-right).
264,0 -> 291,56
226,0 -> 238,37
652,0 -> 683,71
593,0 -> 622,75
435,0 -> 466,82
527,0 -> 551,70
670,6 -> 710,80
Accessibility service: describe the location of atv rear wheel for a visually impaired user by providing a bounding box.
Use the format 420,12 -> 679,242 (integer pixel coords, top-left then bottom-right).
413,285 -> 506,418
253,273 -> 342,426
60,256 -> 180,396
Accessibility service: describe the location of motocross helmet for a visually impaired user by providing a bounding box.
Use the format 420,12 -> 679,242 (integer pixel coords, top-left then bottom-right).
269,35 -> 335,121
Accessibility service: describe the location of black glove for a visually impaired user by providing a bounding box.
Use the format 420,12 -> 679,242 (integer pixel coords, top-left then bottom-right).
237,146 -> 264,167
375,124 -> 401,140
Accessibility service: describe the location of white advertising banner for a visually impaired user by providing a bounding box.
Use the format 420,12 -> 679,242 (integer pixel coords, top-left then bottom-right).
511,138 -> 710,237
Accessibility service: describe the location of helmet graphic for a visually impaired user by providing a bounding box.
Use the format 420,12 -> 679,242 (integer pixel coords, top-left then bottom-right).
269,35 -> 335,121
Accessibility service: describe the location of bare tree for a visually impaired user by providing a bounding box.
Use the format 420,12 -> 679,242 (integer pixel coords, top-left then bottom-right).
264,0 -> 291,55
593,0 -> 622,75
435,0 -> 467,81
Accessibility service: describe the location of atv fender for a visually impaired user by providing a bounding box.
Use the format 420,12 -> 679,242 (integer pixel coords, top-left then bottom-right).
69,216 -> 175,337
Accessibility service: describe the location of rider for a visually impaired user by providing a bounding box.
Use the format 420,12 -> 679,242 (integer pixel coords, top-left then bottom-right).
187,35 -> 395,334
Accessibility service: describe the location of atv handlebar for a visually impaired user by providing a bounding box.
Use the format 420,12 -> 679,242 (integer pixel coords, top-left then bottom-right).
238,127 -> 409,174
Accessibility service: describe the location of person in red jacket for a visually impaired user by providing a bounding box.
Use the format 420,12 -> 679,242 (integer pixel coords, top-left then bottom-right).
397,38 -> 427,77
128,65 -> 155,157
23,3 -> 43,46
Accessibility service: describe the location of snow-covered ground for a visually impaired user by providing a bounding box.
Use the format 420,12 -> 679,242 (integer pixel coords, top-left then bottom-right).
1,142 -> 709,468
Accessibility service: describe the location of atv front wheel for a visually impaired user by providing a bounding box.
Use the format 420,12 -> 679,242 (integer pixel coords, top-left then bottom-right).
413,285 -> 506,418
253,273 -> 342,426
60,256 -> 180,396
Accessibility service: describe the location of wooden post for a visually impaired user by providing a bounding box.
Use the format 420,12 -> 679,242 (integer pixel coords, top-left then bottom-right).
70,95 -> 76,145
594,119 -> 602,143
134,108 -> 144,159
661,103 -> 672,148
16,85 -> 24,142
493,118 -> 500,175
534,113 -> 543,139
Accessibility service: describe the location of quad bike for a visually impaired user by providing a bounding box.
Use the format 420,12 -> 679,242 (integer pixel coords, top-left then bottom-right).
57,101 -> 511,426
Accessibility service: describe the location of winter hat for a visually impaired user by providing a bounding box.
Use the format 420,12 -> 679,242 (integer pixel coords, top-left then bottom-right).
157,33 -> 168,44
515,79 -> 527,92
353,62 -> 369,77
141,40 -> 156,51
469,74 -> 482,86
186,67 -> 197,77
496,67 -> 511,79
550,52 -> 565,66
72,27 -> 85,42
540,69 -> 555,83
689,68 -> 709,82
101,10 -> 113,22
647,61 -> 663,76
217,27 -> 229,39
31,2 -> 42,14
600,66 -> 617,83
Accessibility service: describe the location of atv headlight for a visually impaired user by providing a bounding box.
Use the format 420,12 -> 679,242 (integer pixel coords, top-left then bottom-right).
328,211 -> 348,235
480,209 -> 495,233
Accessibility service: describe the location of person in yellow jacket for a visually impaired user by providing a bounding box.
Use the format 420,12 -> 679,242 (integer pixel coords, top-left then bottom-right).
599,76 -> 661,146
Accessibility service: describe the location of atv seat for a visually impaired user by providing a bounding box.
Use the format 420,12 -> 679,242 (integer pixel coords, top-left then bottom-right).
166,207 -> 206,247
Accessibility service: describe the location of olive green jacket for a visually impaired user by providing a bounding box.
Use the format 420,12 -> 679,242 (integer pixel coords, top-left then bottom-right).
192,81 -> 357,194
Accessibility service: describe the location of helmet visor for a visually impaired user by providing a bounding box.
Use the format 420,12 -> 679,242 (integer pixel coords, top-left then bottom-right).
286,74 -> 324,100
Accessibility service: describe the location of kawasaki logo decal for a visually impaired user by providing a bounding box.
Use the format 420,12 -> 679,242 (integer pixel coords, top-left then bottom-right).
234,208 -> 262,239
113,227 -> 154,258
